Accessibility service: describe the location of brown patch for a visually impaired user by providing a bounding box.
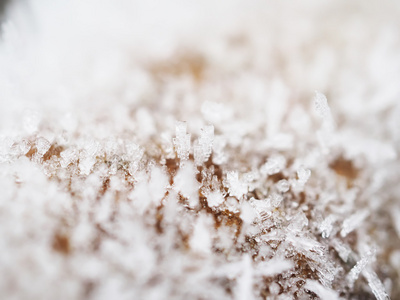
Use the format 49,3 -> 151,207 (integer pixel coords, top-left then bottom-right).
329,157 -> 359,181
165,158 -> 179,177
25,145 -> 37,159
294,254 -> 320,281
298,191 -> 306,205
178,229 -> 190,251
268,172 -> 286,183
148,53 -> 206,82
52,232 -> 71,255
43,144 -> 65,161
213,209 -> 243,238
155,205 -> 164,234
98,178 -> 110,197
83,281 -> 95,298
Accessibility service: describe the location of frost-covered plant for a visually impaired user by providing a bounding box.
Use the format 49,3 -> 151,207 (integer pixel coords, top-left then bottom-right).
0,0 -> 399,299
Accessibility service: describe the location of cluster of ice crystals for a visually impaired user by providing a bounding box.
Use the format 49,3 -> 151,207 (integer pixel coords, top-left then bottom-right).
320,215 -> 336,239
225,171 -> 247,199
0,0 -> 399,299
35,137 -> 51,157
276,179 -> 290,193
261,155 -> 286,176
267,193 -> 283,208
341,209 -> 369,237
347,247 -> 377,287
364,269 -> 390,300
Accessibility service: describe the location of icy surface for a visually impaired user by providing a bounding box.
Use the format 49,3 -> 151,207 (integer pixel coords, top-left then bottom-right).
0,0 -> 399,299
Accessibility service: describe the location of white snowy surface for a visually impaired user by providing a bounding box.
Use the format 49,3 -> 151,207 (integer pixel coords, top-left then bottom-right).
0,0 -> 400,299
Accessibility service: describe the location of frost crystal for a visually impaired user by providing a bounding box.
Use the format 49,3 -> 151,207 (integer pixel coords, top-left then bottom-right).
341,209 -> 369,237
331,239 -> 352,262
268,193 -> 283,208
35,137 -> 51,157
194,125 -> 214,165
347,248 -> 376,287
364,269 -> 390,300
320,215 -> 336,238
276,179 -> 290,193
261,155 -> 286,176
173,121 -> 191,161
226,171 -> 248,199
297,166 -> 311,185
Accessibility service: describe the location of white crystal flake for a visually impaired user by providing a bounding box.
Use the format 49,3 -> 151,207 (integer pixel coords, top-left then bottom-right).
173,121 -> 191,161
341,210 -> 369,237
363,269 -> 389,300
226,171 -> 248,199
347,248 -> 376,287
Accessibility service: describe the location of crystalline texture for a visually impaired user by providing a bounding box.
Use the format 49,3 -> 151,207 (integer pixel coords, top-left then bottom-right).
320,215 -> 336,238
347,248 -> 376,287
35,137 -> 51,157
363,269 -> 389,300
331,239 -> 352,262
268,193 -> 283,208
194,125 -> 214,165
341,209 -> 369,237
297,166 -> 311,185
261,155 -> 286,176
226,171 -> 248,199
173,121 -> 191,161
276,179 -> 290,193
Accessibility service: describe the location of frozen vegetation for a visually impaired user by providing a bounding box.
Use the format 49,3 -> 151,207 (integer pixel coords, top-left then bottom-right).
0,0 -> 399,299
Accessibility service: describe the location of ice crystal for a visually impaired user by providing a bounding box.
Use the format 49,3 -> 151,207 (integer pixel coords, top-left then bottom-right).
347,248 -> 376,287
276,179 -> 290,193
320,215 -> 336,239
194,125 -> 214,165
173,121 -> 191,161
341,209 -> 369,237
226,171 -> 247,199
261,155 -> 286,176
364,269 -> 389,300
